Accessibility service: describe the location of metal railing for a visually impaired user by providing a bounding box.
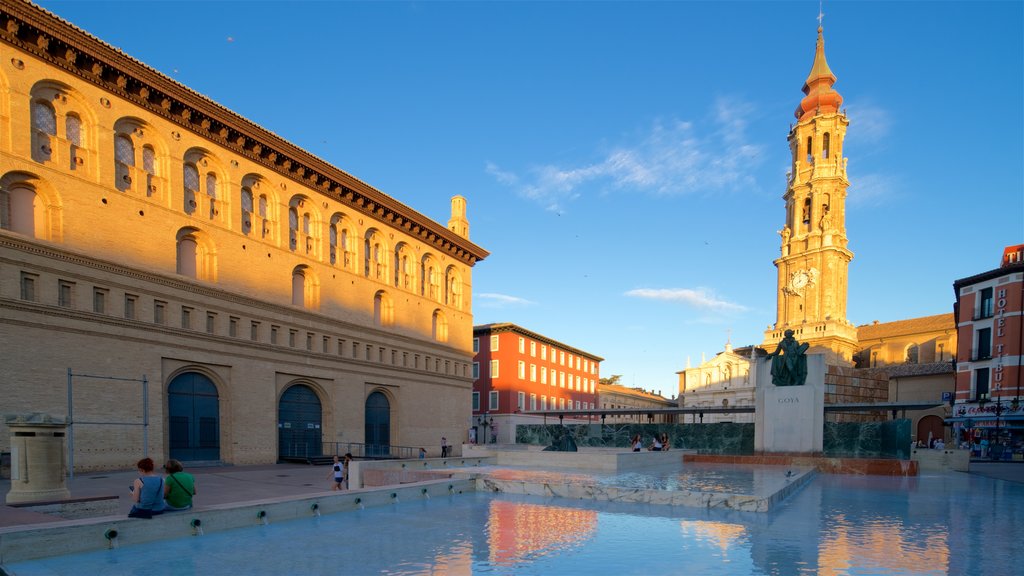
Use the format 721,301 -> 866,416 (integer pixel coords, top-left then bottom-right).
321,442 -> 421,460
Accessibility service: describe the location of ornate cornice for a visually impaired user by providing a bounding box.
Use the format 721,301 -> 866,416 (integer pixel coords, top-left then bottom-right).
0,0 -> 488,266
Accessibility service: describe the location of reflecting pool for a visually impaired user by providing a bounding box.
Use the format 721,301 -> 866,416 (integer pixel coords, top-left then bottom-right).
4,471 -> 1022,575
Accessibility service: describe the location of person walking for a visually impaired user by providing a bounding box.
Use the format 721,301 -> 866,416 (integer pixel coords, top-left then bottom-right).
441,436 -> 449,458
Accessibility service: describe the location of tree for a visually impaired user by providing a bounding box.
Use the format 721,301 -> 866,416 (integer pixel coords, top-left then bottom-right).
599,375 -> 622,386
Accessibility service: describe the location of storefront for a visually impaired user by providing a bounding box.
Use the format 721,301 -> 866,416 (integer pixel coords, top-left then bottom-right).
948,401 -> 1024,460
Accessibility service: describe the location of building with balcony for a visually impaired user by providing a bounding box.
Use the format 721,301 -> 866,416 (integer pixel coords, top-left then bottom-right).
948,244 -> 1024,459
472,323 -> 601,444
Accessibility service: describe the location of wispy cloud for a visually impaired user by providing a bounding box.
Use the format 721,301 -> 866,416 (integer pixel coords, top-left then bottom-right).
625,288 -> 748,313
476,293 -> 535,307
844,102 -> 890,147
487,97 -> 764,212
847,172 -> 898,208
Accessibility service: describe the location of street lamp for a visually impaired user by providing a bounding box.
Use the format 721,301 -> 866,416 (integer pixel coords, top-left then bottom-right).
477,412 -> 490,445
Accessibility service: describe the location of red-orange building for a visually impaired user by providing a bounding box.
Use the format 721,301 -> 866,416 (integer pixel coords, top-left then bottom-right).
472,323 -> 602,443
949,244 -> 1024,458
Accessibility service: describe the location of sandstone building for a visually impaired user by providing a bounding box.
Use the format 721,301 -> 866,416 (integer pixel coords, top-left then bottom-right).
0,0 -> 488,471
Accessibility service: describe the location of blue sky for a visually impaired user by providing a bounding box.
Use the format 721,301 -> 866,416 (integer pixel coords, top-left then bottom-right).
38,1 -> 1023,397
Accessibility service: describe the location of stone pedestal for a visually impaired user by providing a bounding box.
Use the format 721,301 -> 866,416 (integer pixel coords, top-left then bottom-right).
755,355 -> 825,453
5,414 -> 71,504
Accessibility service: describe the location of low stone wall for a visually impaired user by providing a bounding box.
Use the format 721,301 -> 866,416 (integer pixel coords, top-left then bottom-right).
911,448 -> 970,472
6,495 -> 119,520
351,456 -> 495,489
516,420 -> 911,459
685,454 -> 919,476
0,478 -> 476,564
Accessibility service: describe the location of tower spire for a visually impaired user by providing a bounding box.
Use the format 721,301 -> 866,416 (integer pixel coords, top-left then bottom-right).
795,24 -> 843,120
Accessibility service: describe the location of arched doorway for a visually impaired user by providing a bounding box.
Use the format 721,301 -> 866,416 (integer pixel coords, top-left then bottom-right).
917,414 -> 945,447
365,391 -> 390,458
168,372 -> 220,462
278,384 -> 323,461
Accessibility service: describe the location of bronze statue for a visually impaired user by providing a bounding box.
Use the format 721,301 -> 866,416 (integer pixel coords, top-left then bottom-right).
767,329 -> 809,386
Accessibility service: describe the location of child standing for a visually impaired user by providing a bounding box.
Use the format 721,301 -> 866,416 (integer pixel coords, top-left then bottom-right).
328,455 -> 344,490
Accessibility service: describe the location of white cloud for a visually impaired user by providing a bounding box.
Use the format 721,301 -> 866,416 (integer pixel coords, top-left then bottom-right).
625,287 -> 748,313
476,293 -> 535,307
487,97 -> 764,212
847,171 -> 898,208
844,103 -> 890,147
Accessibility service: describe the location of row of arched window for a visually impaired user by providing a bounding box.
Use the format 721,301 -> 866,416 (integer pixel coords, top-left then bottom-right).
14,79 -> 466,310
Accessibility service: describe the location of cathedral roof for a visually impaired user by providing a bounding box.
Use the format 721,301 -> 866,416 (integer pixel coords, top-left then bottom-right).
795,27 -> 843,121
856,313 -> 955,341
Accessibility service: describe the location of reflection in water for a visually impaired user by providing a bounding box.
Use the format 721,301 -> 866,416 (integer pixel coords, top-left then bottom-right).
487,500 -> 597,567
680,520 -> 748,555
818,515 -> 948,575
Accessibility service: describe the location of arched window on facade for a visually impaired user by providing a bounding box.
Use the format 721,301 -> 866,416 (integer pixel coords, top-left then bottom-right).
421,256 -> 441,302
292,266 -> 306,307
822,132 -> 830,159
205,173 -> 218,220
905,343 -> 919,364
0,173 -> 60,240
445,266 -> 462,309
240,186 -> 254,235
183,150 -> 223,220
802,197 -> 812,226
288,197 -> 316,255
805,136 -> 813,163
65,114 -> 82,171
142,145 -> 157,197
364,230 -> 387,281
183,163 -> 200,215
175,228 -> 215,281
114,134 -> 134,191
176,234 -> 199,278
0,183 -> 37,237
258,194 -> 270,238
30,100 -> 56,163
374,290 -> 394,327
113,119 -> 165,198
329,213 -> 355,270
432,309 -> 448,342
394,243 -> 414,290
30,83 -> 94,174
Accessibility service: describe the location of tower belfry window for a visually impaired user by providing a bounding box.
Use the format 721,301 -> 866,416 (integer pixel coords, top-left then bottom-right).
822,133 -> 830,159
802,198 -> 812,225
806,136 -> 813,163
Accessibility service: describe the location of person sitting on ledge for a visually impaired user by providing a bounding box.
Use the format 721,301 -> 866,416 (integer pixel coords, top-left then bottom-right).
649,435 -> 663,451
163,459 -> 196,511
128,457 -> 165,519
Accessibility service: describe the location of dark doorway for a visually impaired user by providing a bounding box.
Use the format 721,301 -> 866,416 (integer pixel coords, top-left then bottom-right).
278,384 -> 323,461
365,391 -> 390,457
168,372 -> 220,462
918,414 -> 945,447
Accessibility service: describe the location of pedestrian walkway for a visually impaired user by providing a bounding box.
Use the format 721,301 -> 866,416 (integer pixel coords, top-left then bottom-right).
0,463 -> 334,529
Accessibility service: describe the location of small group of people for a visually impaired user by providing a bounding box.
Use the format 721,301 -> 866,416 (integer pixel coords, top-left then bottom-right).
128,457 -> 196,519
630,433 -> 671,452
328,453 -> 353,491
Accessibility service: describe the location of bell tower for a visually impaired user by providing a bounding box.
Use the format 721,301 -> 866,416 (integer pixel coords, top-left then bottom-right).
762,25 -> 858,365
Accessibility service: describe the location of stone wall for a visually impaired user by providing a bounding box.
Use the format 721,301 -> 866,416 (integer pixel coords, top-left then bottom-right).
825,365 -> 889,422
518,420 -> 911,459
